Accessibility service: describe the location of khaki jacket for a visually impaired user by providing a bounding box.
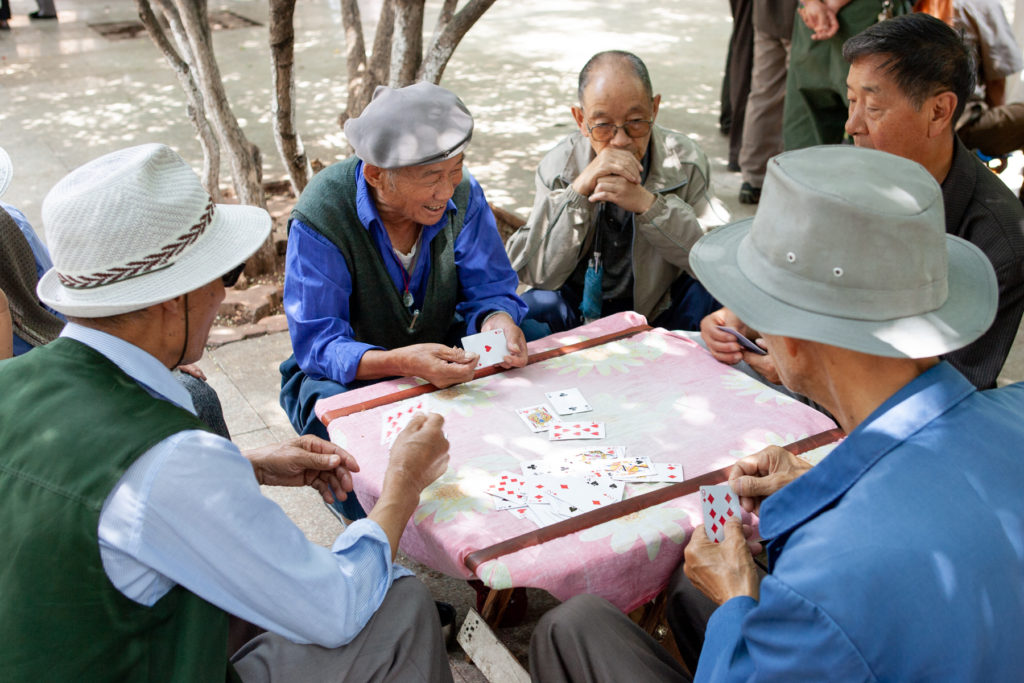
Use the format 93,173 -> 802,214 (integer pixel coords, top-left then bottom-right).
506,126 -> 725,320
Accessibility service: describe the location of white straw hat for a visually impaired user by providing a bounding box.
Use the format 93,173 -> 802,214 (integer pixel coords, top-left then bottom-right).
0,146 -> 12,199
690,145 -> 997,358
37,143 -> 271,317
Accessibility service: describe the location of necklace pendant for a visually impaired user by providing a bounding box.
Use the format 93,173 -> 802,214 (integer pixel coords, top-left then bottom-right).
403,291 -> 414,309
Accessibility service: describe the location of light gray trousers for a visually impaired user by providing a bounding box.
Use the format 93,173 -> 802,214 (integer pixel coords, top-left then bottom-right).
231,577 -> 453,683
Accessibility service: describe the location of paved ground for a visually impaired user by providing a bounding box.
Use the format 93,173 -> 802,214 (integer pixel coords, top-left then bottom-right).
4,0 -> 1024,679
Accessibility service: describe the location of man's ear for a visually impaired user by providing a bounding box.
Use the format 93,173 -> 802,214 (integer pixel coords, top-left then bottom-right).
571,105 -> 588,136
651,93 -> 661,122
363,163 -> 385,189
927,91 -> 957,138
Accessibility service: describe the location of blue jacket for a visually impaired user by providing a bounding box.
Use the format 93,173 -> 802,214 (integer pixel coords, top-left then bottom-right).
284,163 -> 526,385
698,362 -> 1024,681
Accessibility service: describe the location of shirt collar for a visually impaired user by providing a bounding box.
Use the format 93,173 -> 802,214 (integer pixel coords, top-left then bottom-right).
353,159 -> 457,234
60,322 -> 196,414
760,362 -> 975,543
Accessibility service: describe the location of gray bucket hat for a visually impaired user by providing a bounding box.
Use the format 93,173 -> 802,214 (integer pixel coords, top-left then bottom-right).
344,82 -> 473,169
690,145 -> 997,359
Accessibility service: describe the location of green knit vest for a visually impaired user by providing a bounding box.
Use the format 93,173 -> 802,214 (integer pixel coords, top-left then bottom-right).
0,338 -> 237,682
291,157 -> 470,348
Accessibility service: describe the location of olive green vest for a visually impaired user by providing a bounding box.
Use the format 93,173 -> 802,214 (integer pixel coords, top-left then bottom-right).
291,156 -> 469,348
0,338 -> 237,682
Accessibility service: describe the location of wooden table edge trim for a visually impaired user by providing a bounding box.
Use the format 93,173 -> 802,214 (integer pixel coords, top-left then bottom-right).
319,324 -> 654,424
464,427 -> 844,575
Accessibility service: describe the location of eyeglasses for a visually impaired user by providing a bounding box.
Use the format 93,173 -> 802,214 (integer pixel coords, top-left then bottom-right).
222,263 -> 245,287
586,119 -> 653,142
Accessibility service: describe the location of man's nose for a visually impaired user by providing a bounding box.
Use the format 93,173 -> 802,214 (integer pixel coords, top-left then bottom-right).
844,107 -> 862,137
610,124 -> 632,147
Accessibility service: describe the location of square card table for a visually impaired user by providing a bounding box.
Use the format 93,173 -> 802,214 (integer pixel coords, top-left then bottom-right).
315,312 -> 841,622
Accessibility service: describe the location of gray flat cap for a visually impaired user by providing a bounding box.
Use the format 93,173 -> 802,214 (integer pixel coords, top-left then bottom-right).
344,82 -> 474,169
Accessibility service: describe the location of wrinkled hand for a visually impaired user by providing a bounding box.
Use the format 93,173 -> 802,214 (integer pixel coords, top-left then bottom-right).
728,445 -> 812,515
588,174 -> 656,214
743,345 -> 779,384
177,363 -> 207,381
480,312 -> 528,369
246,435 -> 359,505
700,307 -> 757,365
798,0 -> 839,40
384,413 -> 450,496
402,343 -> 478,388
572,147 -> 644,197
684,519 -> 761,604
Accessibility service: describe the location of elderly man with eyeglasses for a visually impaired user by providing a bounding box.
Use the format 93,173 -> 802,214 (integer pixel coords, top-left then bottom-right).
507,50 -> 726,334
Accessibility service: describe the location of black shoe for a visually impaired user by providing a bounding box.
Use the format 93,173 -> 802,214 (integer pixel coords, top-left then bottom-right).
739,182 -> 761,204
727,161 -> 741,173
29,11 -> 57,19
0,20 -> 9,30
436,600 -> 456,646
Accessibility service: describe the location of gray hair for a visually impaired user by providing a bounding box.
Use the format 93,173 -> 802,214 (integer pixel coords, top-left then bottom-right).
578,51 -> 653,104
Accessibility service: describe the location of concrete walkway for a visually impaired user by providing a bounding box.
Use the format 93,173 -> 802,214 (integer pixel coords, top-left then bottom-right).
4,0 -> 1024,679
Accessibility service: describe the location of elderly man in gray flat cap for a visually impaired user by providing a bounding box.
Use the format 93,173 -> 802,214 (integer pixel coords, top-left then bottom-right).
280,83 -> 528,518
528,145 -> 1024,681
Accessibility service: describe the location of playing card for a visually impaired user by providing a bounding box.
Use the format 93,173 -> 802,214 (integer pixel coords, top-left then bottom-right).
549,421 -> 606,441
716,325 -> 767,355
515,404 -> 556,433
608,456 -> 655,480
651,462 -> 685,482
380,398 -> 431,446
701,484 -> 743,543
545,387 -> 592,416
483,471 -> 525,502
461,328 -> 508,369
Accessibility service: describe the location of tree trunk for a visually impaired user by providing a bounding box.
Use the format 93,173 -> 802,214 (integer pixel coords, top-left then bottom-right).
136,0 -> 222,202
268,0 -> 311,196
340,0 -> 396,128
159,0 -> 274,274
419,0 -> 498,84
390,0 -> 424,87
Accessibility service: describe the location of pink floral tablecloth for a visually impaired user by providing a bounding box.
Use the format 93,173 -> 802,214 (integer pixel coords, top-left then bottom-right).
316,313 -> 837,612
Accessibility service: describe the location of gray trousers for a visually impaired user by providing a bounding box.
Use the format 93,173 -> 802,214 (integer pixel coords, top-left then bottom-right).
529,590 -> 692,683
231,577 -> 453,683
739,1 -> 793,187
35,0 -> 55,15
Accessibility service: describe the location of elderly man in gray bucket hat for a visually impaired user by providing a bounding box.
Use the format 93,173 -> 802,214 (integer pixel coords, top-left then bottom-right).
280,82 -> 528,519
0,144 -> 454,682
528,145 -> 1024,682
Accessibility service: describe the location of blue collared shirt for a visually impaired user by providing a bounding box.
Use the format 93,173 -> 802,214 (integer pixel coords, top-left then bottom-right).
697,362 -> 1024,681
64,324 -> 410,647
284,163 -> 527,384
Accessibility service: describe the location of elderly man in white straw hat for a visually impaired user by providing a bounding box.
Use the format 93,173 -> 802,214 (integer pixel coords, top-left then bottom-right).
0,144 -> 455,682
528,145 -> 1024,682
279,82 -> 528,520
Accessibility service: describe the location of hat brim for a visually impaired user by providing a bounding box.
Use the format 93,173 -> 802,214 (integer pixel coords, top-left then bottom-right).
690,218 -> 998,358
37,203 -> 271,317
0,147 -> 12,199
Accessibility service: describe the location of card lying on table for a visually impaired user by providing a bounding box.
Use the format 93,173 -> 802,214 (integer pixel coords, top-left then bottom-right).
700,484 -> 743,543
461,328 -> 508,369
545,387 -> 592,415
549,421 -> 605,441
515,404 -> 556,433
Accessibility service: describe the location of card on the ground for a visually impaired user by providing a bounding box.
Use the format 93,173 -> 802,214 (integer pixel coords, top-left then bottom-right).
716,325 -> 767,355
461,328 -> 508,369
549,421 -> 605,441
380,398 -> 431,446
545,387 -> 592,416
701,484 -> 743,543
515,404 -> 556,433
